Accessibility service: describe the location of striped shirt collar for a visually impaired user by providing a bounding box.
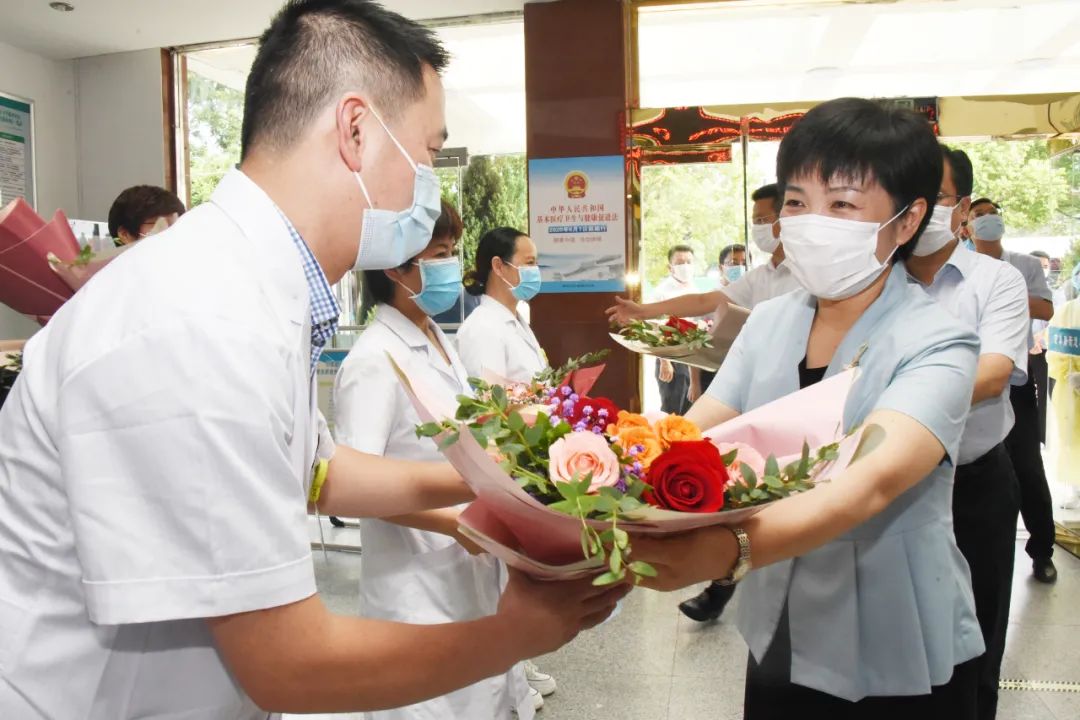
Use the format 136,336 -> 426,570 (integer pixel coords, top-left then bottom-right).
278,212 -> 340,373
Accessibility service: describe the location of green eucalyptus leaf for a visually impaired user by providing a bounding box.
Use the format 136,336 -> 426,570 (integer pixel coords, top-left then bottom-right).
593,570 -> 624,586
437,431 -> 460,451
720,448 -> 738,466
556,481 -> 580,502
609,549 -> 623,573
613,527 -> 629,550
763,475 -> 783,490
507,412 -> 526,433
629,560 -> 658,578
764,454 -> 780,478
740,463 -> 758,489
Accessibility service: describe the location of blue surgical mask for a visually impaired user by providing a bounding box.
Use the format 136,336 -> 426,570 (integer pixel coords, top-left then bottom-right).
962,238 -> 976,252
972,213 -> 1005,242
353,107 -> 442,271
724,265 -> 746,283
403,257 -> 462,316
503,263 -> 542,301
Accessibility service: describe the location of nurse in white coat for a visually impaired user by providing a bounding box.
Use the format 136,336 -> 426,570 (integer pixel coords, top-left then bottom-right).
334,203 -> 532,719
457,228 -> 547,382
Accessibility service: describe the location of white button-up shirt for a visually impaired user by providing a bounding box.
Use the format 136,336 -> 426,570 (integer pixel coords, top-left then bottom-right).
1003,249 -> 1053,349
723,259 -> 801,310
456,295 -> 546,383
910,244 -> 1030,464
0,170 -> 322,719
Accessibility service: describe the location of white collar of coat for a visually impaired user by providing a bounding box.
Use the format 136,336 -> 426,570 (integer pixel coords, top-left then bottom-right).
208,168 -> 308,327
375,303 -> 441,349
479,294 -> 520,325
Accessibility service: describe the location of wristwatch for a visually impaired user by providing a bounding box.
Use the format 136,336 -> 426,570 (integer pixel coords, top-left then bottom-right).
718,527 -> 752,586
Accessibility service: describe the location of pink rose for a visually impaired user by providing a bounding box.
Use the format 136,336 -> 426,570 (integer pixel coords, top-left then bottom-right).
713,441 -> 766,488
548,431 -> 622,493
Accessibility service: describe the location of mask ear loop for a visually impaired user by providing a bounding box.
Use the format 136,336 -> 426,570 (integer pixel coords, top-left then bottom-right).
368,105 -> 419,172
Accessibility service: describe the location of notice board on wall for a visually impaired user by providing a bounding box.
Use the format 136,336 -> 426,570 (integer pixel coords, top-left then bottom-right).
0,92 -> 35,209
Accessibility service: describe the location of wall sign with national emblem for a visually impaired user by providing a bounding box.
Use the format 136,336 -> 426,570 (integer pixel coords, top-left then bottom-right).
528,155 -> 626,294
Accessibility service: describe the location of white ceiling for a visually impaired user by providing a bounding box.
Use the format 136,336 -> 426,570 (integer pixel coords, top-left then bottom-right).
0,0 -> 530,60
639,0 -> 1080,107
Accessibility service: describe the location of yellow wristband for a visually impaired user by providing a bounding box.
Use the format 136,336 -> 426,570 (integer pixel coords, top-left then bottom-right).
308,459 -> 329,505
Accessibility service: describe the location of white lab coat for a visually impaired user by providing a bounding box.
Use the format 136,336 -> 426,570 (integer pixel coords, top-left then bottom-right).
333,304 -> 532,720
0,169 -> 325,718
456,295 -> 546,383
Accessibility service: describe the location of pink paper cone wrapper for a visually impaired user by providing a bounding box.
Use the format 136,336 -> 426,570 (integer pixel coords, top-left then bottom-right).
0,210 -> 81,319
393,353 -> 864,577
0,198 -> 46,254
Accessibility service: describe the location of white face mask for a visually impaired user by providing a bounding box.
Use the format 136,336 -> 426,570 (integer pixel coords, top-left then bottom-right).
750,222 -> 780,254
671,263 -> 694,284
780,206 -> 908,301
911,203 -> 957,257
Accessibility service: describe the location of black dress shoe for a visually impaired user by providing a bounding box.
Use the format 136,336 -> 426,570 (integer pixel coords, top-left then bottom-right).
1033,557 -> 1057,584
678,581 -> 736,622
329,515 -> 346,528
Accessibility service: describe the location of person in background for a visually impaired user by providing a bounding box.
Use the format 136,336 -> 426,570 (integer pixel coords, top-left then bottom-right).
634,97 -> 983,718
1047,265 -> 1080,510
906,146 -> 1029,720
610,184 -> 800,623
969,199 -> 1058,584
455,226 -> 559,704
107,184 -> 186,246
1030,250 -> 1057,432
718,243 -> 747,286
0,2 -> 624,716
333,200 -> 535,718
649,244 -> 699,414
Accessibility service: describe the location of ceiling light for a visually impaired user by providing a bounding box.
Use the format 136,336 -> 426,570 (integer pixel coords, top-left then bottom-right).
49,2 -> 75,11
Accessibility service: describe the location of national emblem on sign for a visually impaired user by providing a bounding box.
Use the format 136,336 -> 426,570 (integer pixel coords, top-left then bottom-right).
564,170 -> 589,199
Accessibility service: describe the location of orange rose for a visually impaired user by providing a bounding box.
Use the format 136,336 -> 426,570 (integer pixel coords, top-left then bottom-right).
605,410 -> 651,436
654,415 -> 703,449
614,426 -> 664,470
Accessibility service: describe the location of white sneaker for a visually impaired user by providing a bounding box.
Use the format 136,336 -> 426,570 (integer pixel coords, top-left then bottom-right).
525,660 -> 557,697
529,686 -> 544,711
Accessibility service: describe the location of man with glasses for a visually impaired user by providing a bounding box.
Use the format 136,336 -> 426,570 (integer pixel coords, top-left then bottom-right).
906,146 -> 1030,720
969,196 -> 1058,586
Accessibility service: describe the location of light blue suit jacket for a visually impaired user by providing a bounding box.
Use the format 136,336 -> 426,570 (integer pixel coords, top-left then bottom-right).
706,263 -> 985,701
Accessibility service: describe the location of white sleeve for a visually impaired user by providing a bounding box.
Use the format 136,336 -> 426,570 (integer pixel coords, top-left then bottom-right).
722,271 -> 754,309
980,265 -> 1031,385
458,322 -> 508,379
58,319 -> 315,625
333,349 -> 398,455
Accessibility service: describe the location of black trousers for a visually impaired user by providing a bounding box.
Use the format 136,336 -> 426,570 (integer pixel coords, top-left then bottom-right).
953,443 -> 1021,720
1031,351 -> 1049,444
656,361 -> 691,415
744,604 -> 979,720
1005,358 -> 1056,560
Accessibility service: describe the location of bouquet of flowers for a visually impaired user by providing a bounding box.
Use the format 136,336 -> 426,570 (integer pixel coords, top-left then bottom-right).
614,316 -> 712,350
402,352 -> 863,585
610,305 -> 750,372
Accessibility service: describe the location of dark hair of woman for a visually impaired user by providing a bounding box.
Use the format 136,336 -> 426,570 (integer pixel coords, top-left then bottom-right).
777,97 -> 942,262
463,227 -> 525,297
362,199 -> 463,307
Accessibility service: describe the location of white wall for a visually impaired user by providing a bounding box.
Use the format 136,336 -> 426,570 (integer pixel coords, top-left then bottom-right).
75,49 -> 166,221
0,40 -> 78,340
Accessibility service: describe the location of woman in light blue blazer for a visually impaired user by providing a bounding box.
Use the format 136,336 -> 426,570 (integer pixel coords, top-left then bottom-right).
635,98 -> 984,719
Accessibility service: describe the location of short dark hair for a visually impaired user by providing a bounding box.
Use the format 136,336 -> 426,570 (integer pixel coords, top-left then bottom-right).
667,244 -> 694,263
970,198 -> 1001,213
364,198 -> 460,305
464,227 -> 526,297
941,146 -> 974,197
719,244 -> 746,265
107,185 -> 185,238
1030,250 -> 1050,260
751,183 -> 780,212
777,97 -> 942,261
241,0 -> 450,159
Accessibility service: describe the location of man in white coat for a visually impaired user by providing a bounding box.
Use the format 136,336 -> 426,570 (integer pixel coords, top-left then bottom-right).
0,2 -> 625,718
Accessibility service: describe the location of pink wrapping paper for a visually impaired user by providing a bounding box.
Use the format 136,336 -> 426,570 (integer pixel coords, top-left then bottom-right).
0,198 -> 46,253
393,356 -> 862,575
0,209 -> 82,321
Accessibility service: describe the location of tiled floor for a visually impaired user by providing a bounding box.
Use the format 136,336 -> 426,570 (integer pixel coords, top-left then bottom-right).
291,519 -> 1080,720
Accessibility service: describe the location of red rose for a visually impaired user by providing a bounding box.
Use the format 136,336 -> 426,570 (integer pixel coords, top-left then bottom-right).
665,316 -> 698,335
567,395 -> 621,429
644,441 -> 728,513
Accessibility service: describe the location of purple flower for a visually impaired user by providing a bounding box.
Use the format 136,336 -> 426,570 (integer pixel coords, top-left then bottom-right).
570,393 -> 580,403
628,444 -> 643,457
574,422 -> 588,432
582,405 -> 594,416
560,386 -> 572,397
614,478 -> 628,493
597,408 -> 609,419
633,461 -> 643,474
562,398 -> 575,411
592,426 -> 603,434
